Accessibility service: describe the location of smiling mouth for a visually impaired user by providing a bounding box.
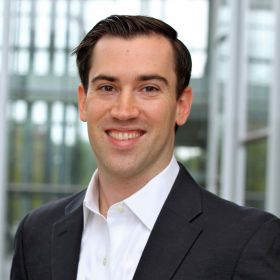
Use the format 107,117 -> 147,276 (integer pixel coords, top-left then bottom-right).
106,130 -> 144,140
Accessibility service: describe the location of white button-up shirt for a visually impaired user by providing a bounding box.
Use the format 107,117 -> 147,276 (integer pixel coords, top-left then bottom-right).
76,156 -> 179,280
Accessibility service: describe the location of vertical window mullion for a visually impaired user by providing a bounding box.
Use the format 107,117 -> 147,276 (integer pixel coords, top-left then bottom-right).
265,0 -> 280,216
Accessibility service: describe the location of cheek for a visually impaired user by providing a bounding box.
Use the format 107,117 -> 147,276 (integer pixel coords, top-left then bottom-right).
145,101 -> 176,125
86,99 -> 110,120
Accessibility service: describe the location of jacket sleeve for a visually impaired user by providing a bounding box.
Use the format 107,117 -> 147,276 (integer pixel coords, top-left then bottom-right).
10,214 -> 29,280
232,216 -> 280,279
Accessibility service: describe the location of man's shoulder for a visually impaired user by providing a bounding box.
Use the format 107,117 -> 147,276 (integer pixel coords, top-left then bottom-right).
20,190 -> 85,231
177,164 -> 275,220
199,185 -> 280,233
177,163 -> 279,230
179,164 -> 277,223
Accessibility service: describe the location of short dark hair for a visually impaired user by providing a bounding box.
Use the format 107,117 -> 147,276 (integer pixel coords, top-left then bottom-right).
72,15 -> 192,98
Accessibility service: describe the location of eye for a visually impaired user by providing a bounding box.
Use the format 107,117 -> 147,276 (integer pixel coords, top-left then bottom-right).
142,86 -> 159,93
99,85 -> 115,92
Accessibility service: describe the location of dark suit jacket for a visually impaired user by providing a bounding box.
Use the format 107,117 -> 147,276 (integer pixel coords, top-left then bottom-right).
11,164 -> 280,279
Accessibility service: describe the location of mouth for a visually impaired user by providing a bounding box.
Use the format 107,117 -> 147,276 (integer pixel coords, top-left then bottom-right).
106,129 -> 145,141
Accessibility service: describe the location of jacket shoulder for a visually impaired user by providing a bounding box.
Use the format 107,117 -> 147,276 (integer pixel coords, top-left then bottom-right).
21,190 -> 85,231
200,186 -> 278,226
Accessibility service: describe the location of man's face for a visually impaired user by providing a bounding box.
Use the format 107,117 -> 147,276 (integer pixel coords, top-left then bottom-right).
78,35 -> 192,183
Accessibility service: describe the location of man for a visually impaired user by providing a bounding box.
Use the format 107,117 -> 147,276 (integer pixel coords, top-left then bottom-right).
11,15 -> 280,280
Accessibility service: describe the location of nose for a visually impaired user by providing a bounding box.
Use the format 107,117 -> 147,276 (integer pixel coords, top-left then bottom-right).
110,91 -> 140,120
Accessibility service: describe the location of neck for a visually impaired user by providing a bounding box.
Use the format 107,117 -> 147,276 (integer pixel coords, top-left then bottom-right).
97,155 -> 174,216
98,172 -> 150,217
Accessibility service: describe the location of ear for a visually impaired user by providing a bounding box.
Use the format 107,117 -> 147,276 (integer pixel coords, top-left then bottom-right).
77,83 -> 87,122
175,86 -> 193,126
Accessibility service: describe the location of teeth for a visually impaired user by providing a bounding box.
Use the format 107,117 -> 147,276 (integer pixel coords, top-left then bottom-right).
109,131 -> 141,140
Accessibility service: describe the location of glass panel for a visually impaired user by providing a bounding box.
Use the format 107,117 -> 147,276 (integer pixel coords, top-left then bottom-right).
36,0 -> 51,15
149,0 -> 162,18
68,54 -> 77,76
65,104 -> 77,147
250,0 -> 273,10
12,100 -> 27,123
66,104 -> 77,123
245,139 -> 267,209
31,101 -> 47,125
18,15 -> 31,47
191,51 -> 207,78
16,49 -> 30,75
54,17 -> 67,48
164,0 -> 209,79
246,0 -> 275,132
21,0 -> 32,15
54,51 -> 66,76
175,146 -> 206,185
56,0 -> 67,15
51,101 -> 64,123
65,126 -> 76,146
51,123 -> 63,145
248,29 -> 274,59
68,20 -> 80,49
70,0 -> 80,17
34,16 -> 51,48
247,85 -> 270,131
34,50 -> 49,75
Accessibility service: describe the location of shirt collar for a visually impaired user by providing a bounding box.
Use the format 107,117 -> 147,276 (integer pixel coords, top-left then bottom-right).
83,169 -> 100,226
124,156 -> 179,230
83,156 -> 179,230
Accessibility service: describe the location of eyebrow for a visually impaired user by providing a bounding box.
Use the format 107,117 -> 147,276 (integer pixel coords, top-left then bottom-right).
90,75 -> 119,84
90,74 -> 169,86
137,75 -> 169,86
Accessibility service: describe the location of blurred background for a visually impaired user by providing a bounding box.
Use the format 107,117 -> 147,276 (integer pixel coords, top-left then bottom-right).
1,0 -> 280,277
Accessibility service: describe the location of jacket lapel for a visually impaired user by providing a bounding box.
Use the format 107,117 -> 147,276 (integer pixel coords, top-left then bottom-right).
51,192 -> 85,280
133,165 -> 203,280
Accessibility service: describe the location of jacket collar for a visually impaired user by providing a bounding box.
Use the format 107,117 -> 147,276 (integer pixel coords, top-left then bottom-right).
51,191 -> 85,280
133,164 -> 203,280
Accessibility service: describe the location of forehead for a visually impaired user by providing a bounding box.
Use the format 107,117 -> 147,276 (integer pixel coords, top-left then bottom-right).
89,34 -> 176,77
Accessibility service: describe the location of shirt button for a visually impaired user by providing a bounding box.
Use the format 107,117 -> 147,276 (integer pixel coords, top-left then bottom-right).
117,204 -> 124,213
